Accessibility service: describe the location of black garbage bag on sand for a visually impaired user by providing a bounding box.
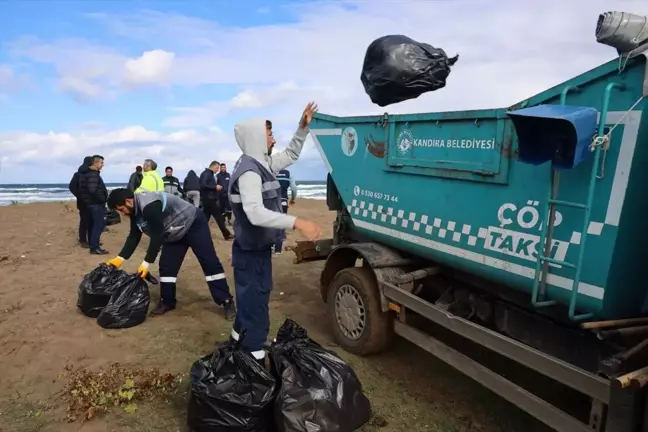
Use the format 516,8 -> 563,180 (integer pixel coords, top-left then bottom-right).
96,274 -> 150,329
187,334 -> 277,432
105,209 -> 121,226
77,263 -> 127,318
361,34 -> 458,107
269,319 -> 372,432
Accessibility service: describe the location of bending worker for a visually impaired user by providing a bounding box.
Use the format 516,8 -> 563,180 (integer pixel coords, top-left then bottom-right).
136,159 -> 165,193
228,102 -> 321,363
105,188 -> 236,319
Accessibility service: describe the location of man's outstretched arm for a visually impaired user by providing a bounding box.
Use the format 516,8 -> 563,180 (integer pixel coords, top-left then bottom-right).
116,216 -> 143,260
267,101 -> 318,173
140,201 -> 165,264
267,127 -> 309,173
238,171 -> 296,229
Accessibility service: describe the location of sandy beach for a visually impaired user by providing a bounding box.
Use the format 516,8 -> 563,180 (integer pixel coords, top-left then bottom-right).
0,199 -> 548,432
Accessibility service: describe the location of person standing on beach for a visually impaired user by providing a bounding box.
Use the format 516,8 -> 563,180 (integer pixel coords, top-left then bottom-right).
216,163 -> 232,225
162,166 -> 185,198
78,155 -> 109,255
228,103 -> 322,364
127,166 -> 143,192
136,159 -> 165,193
200,161 -> 234,240
272,168 -> 298,255
68,156 -> 93,248
183,170 -> 201,207
105,188 -> 236,319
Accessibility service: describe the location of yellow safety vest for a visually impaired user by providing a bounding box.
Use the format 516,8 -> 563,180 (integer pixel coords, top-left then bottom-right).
136,171 -> 165,193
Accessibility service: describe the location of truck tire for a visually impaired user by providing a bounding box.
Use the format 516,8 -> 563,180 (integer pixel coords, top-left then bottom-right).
327,267 -> 393,355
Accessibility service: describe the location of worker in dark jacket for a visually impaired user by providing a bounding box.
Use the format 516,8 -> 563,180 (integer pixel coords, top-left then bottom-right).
162,166 -> 185,197
273,168 -> 298,255
183,170 -> 201,207
216,163 -> 232,225
68,156 -> 93,247
78,155 -> 109,255
200,162 -> 233,240
228,103 -> 321,364
127,166 -> 143,192
105,188 -> 236,319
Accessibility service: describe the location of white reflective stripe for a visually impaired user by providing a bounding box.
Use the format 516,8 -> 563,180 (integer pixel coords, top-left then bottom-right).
230,194 -> 242,203
251,350 -> 266,360
205,273 -> 226,282
231,328 -> 240,340
261,180 -> 280,192
159,276 -> 177,283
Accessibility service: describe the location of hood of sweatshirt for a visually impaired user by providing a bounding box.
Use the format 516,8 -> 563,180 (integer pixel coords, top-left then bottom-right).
77,156 -> 92,173
186,170 -> 198,180
234,118 -> 270,169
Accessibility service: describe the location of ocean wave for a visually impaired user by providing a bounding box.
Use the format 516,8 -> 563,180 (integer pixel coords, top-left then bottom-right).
0,183 -> 327,205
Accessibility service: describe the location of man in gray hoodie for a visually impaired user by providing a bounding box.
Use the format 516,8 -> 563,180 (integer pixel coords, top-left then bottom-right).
228,102 -> 321,363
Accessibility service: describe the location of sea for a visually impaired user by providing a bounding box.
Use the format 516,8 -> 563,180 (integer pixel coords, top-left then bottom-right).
0,181 -> 327,206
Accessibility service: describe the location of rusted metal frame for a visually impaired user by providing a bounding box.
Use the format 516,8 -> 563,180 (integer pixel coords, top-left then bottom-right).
286,239 -> 335,264
382,282 -> 610,403
394,321 -> 594,432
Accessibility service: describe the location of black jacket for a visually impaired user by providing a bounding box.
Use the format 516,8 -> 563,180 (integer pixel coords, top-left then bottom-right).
183,170 -> 200,191
216,171 -> 230,198
127,171 -> 143,192
199,168 -> 219,201
78,167 -> 108,206
69,156 -> 93,209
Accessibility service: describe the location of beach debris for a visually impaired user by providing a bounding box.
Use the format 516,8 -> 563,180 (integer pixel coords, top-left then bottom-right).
63,362 -> 183,422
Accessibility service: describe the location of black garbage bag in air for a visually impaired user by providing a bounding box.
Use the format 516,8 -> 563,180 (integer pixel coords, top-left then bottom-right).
360,34 -> 458,107
77,263 -> 125,318
105,209 -> 121,226
269,319 -> 372,432
96,274 -> 150,329
187,334 -> 277,432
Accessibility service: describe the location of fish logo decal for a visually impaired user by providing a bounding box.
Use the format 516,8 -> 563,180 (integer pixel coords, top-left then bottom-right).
365,134 -> 385,158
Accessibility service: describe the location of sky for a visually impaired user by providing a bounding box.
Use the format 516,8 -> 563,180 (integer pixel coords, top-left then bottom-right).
0,0 -> 646,184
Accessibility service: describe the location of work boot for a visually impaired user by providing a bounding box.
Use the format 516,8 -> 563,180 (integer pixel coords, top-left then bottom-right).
79,241 -> 89,248
222,298 -> 236,321
151,301 -> 175,316
90,247 -> 109,255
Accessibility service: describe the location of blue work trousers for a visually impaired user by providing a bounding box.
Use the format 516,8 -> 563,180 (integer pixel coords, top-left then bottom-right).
158,211 -> 231,307
231,241 -> 273,359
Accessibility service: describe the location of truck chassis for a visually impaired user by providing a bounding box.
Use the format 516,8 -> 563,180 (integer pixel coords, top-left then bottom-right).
289,180 -> 648,432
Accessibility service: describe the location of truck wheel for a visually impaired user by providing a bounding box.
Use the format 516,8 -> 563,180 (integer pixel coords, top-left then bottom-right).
327,267 -> 393,355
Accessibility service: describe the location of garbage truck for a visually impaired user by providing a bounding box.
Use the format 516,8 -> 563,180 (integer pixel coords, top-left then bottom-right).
287,19 -> 648,432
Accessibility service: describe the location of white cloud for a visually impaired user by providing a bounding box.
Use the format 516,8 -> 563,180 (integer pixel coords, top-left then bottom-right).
0,64 -> 31,95
123,49 -> 175,86
3,0 -> 648,182
58,76 -> 105,101
0,124 -> 243,183
163,81 -> 302,127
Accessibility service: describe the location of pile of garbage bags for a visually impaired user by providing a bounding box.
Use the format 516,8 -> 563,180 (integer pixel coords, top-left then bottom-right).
77,263 -> 152,329
187,319 -> 372,432
361,34 -> 458,107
